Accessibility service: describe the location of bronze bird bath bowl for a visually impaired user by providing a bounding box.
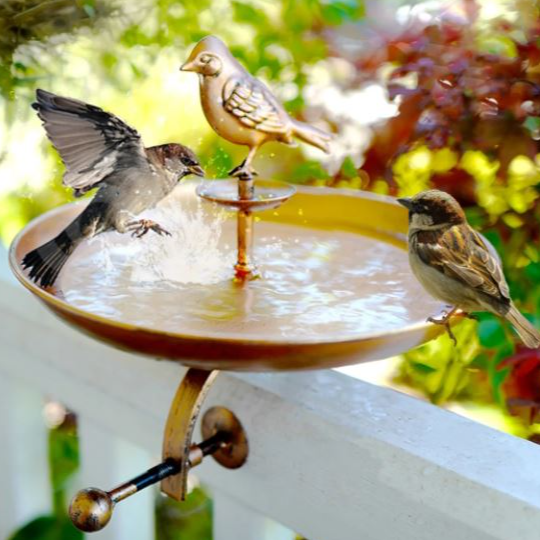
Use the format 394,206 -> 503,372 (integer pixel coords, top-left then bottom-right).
9,179 -> 444,531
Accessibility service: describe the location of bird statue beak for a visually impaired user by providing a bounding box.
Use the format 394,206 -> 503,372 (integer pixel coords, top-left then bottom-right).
188,164 -> 205,177
180,61 -> 197,72
397,197 -> 413,210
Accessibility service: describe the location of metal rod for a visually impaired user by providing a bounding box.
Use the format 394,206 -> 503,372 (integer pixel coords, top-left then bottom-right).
198,431 -> 231,457
95,432 -> 230,506
120,433 -> 229,499
234,174 -> 256,280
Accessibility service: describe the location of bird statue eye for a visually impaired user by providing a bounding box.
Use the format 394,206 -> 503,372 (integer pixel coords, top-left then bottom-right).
200,54 -> 211,64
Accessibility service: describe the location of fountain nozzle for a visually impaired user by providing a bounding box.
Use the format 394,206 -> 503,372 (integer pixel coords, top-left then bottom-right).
196,174 -> 295,281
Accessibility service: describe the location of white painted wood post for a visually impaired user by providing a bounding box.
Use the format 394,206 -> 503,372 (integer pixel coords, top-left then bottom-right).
75,418 -> 156,540
212,489 -> 296,540
0,374 -> 52,539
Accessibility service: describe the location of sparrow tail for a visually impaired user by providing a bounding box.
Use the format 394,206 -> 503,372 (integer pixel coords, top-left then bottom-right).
22,229 -> 81,288
291,119 -> 333,153
505,304 -> 540,349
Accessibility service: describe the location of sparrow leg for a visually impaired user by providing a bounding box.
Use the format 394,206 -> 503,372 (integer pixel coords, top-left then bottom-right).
427,307 -> 459,345
228,146 -> 259,178
126,219 -> 171,238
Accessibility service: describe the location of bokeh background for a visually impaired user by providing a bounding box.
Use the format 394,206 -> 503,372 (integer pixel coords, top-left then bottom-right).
3,0 -> 540,538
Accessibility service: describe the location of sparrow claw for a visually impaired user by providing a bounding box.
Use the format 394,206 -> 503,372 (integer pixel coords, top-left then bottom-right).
428,316 -> 458,345
427,309 -> 458,346
126,219 -> 171,239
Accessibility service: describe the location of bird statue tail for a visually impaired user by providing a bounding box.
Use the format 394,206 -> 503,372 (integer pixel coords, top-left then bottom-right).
291,119 -> 333,153
22,228 -> 81,288
505,304 -> 540,349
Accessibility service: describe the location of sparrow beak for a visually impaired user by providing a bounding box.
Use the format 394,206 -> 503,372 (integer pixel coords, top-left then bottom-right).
397,197 -> 414,210
188,164 -> 205,177
180,60 -> 197,72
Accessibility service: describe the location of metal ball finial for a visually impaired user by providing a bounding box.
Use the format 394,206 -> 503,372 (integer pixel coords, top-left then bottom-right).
69,488 -> 114,532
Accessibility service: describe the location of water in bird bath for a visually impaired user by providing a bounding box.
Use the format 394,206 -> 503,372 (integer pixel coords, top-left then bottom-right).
56,182 -> 440,342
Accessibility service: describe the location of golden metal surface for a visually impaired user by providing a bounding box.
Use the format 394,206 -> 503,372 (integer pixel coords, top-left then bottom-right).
180,36 -> 332,177
69,488 -> 114,532
236,176 -> 256,280
9,182 -> 446,370
198,178 -> 296,280
187,445 -> 204,467
161,369 -> 219,500
196,179 -> 296,212
109,483 -> 138,503
201,406 -> 249,469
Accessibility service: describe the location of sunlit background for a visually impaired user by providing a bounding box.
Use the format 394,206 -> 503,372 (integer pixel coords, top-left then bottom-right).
3,0 -> 540,538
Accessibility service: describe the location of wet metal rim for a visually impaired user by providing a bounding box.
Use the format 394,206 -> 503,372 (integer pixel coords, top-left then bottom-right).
8,184 -> 446,370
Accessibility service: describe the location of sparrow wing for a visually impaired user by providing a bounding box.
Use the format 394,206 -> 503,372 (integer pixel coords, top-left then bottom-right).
416,225 -> 511,302
223,76 -> 288,134
33,89 -> 148,196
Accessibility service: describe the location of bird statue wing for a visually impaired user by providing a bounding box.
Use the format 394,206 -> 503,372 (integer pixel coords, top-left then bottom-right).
33,89 -> 149,196
416,225 -> 511,302
222,76 -> 288,135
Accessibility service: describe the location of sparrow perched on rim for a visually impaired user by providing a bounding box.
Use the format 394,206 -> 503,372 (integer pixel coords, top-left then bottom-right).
22,89 -> 204,289
180,35 -> 333,178
398,190 -> 540,348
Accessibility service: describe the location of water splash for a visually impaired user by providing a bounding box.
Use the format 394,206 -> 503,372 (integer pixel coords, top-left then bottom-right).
59,183 -> 440,340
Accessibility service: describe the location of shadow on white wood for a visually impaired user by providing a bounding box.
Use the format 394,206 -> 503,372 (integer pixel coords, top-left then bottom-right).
212,489 -> 295,540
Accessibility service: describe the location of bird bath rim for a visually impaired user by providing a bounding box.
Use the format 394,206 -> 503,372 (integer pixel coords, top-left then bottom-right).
9,181 -> 447,371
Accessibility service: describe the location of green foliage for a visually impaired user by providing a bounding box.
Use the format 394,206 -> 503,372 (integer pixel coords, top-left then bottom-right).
398,319 -> 481,404
155,487 -> 212,540
7,420 -> 82,540
0,0 -> 110,99
49,420 -> 80,517
7,516 -> 81,540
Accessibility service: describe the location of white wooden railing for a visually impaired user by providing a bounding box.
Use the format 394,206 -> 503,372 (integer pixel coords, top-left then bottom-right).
2,244 -> 540,540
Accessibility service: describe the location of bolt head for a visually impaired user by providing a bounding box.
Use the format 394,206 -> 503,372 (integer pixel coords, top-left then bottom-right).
69,488 -> 113,532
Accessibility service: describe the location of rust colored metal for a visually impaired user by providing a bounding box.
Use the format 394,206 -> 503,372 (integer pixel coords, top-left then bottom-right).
69,488 -> 114,532
201,406 -> 249,469
234,175 -> 257,280
161,369 -> 219,500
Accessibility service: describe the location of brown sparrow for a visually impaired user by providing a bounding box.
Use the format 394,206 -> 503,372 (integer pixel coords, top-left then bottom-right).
180,35 -> 333,178
398,190 -> 540,348
22,89 -> 204,288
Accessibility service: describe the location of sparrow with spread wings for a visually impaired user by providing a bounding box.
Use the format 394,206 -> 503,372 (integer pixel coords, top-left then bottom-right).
180,35 -> 332,178
22,89 -> 204,289
399,190 -> 540,348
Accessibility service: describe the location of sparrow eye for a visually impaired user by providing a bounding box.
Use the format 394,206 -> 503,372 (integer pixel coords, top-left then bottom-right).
181,156 -> 198,166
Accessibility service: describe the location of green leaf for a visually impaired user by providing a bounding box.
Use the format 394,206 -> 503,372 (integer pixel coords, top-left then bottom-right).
411,362 -> 437,374
321,0 -> 365,25
231,1 -> 267,24
341,156 -> 358,179
290,161 -> 330,183
8,516 -> 82,540
524,116 -> 540,135
478,316 -> 506,348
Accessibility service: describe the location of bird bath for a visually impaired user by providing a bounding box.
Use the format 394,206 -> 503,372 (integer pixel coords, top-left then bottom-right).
10,180 -> 444,370
9,178 -> 445,531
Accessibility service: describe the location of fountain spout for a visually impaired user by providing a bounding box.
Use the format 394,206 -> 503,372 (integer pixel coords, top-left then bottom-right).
235,173 -> 257,280
197,175 -> 296,281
